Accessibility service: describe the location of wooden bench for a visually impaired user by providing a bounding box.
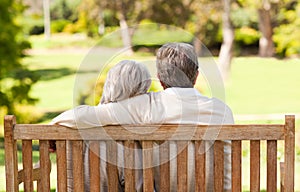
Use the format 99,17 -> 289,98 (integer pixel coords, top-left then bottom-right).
4,115 -> 295,191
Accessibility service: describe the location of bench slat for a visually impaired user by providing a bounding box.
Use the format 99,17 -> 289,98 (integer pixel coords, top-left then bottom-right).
124,141 -> 135,192
159,141 -> 170,191
195,141 -> 206,192
89,141 -> 100,192
14,124 -> 285,140
284,115 -> 295,192
56,140 -> 67,192
177,141 -> 188,192
4,115 -> 18,192
267,140 -> 277,192
250,140 -> 260,191
72,141 -> 84,192
106,141 -> 119,192
232,140 -> 242,192
214,141 -> 224,192
39,140 -> 50,192
22,140 -> 33,191
142,141 -> 154,192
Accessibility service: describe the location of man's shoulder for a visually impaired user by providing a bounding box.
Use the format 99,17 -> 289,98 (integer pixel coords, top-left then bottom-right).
210,98 -> 234,124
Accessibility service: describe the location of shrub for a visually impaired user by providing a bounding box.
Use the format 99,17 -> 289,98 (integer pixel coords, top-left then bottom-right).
51,19 -> 71,33
29,25 -> 44,35
235,27 -> 260,46
273,22 -> 300,57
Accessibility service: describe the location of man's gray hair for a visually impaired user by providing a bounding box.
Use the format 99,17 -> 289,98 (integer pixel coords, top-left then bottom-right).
100,60 -> 151,104
156,42 -> 199,88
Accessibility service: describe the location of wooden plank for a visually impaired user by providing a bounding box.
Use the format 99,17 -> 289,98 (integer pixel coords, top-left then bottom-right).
284,115 -> 295,192
39,140 -> 51,192
195,141 -> 206,192
89,141 -> 100,192
4,115 -> 18,192
124,141 -> 135,192
267,140 -> 277,192
142,141 -> 154,192
250,140 -> 260,192
106,141 -> 119,192
232,140 -> 242,192
159,141 -> 170,192
177,141 -> 188,192
56,140 -> 67,192
14,124 -> 285,140
72,141 -> 84,192
214,141 -> 224,192
22,140 -> 33,191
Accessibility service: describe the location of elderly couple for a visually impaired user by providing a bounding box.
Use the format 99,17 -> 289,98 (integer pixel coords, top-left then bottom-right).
52,42 -> 234,191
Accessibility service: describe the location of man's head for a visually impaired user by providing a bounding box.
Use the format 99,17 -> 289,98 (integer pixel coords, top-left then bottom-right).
156,42 -> 199,89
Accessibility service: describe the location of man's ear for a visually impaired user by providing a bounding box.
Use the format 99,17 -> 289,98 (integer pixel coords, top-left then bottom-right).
157,73 -> 167,89
193,71 -> 199,85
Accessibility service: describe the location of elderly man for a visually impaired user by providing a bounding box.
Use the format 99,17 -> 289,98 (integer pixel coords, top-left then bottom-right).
52,42 -> 234,191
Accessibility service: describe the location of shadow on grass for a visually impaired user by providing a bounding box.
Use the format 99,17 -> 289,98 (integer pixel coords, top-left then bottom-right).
33,68 -> 76,81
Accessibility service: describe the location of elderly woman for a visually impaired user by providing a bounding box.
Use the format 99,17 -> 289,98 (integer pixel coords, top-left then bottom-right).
52,60 -> 151,192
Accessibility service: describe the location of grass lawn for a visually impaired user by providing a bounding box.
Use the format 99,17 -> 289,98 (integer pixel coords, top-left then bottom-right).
0,35 -> 300,190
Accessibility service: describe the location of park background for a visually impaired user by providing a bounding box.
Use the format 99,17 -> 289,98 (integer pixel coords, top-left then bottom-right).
0,0 -> 300,191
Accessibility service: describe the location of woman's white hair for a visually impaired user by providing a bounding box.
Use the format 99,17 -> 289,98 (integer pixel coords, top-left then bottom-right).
100,60 -> 151,104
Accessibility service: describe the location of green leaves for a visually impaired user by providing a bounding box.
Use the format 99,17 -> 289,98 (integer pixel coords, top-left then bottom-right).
0,0 -> 39,114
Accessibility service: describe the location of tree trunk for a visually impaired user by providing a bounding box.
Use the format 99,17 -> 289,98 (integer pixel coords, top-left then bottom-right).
118,2 -> 133,55
218,0 -> 234,81
43,0 -> 51,40
258,1 -> 274,57
193,36 -> 202,56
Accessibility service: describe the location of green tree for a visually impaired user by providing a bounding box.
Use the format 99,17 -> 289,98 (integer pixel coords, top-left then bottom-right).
0,0 -> 39,114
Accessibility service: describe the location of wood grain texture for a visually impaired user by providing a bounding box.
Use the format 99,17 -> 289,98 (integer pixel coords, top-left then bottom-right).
195,141 -> 206,192
56,140 -> 67,192
89,141 -> 100,192
14,124 -> 285,140
159,141 -> 170,192
250,140 -> 260,192
4,115 -> 295,192
267,140 -> 277,192
177,141 -> 188,192
214,141 -> 224,192
72,140 -> 84,192
106,141 -> 119,192
142,141 -> 154,192
39,140 -> 51,192
231,140 -> 242,192
4,115 -> 18,192
124,141 -> 135,192
284,115 -> 295,192
22,140 -> 33,191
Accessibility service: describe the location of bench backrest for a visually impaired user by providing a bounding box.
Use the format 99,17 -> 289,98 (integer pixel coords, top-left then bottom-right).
4,115 -> 295,191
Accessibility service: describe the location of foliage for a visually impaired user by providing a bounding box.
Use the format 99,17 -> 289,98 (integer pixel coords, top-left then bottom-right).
0,0 -> 39,114
50,0 -> 80,22
51,19 -> 71,33
235,27 -> 260,45
273,1 -> 300,57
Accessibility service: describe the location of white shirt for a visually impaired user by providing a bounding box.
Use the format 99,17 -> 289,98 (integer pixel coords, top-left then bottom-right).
51,88 -> 234,191
52,88 -> 233,127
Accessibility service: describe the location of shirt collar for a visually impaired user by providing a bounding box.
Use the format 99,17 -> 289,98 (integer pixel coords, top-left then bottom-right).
163,87 -> 203,97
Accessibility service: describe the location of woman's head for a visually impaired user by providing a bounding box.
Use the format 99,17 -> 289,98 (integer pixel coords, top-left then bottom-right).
100,60 -> 151,104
